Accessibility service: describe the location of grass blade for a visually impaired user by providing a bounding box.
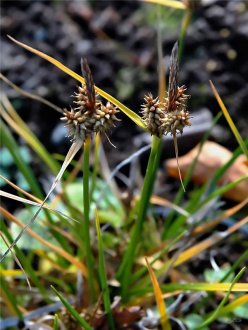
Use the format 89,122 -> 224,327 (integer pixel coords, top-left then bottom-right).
7,35 -> 145,129
0,207 -> 87,276
0,73 -> 63,114
117,135 -> 162,300
1,94 -> 59,174
130,282 -> 248,298
1,219 -> 51,300
0,140 -> 82,262
197,268 -> 246,329
53,314 -> 59,330
139,216 -> 248,288
0,233 -> 31,290
82,137 -> 96,302
95,210 -> 115,330
51,285 -> 92,330
145,258 -> 171,330
210,80 -> 248,158
1,119 -> 44,198
143,0 -> 186,10
0,277 -> 23,319
217,294 -> 248,316
0,190 -> 79,224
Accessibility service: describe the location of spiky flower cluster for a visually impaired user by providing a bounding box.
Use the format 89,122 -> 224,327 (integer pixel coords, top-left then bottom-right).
61,84 -> 120,142
142,41 -> 191,137
141,93 -> 165,138
162,85 -> 191,135
141,86 -> 191,137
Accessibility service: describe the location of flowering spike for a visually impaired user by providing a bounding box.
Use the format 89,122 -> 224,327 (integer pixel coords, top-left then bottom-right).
81,58 -> 96,113
168,41 -> 179,112
62,59 -> 120,143
141,93 -> 165,137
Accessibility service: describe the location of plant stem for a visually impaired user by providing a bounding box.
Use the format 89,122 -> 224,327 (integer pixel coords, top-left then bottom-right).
83,137 -> 96,302
89,133 -> 100,203
118,135 -> 162,300
178,8 -> 192,63
96,211 -> 115,330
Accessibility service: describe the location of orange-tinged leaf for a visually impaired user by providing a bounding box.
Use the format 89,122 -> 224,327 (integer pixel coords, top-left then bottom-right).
7,36 -> 145,129
192,196 -> 248,235
218,294 -> 248,315
0,207 -> 87,276
174,216 -> 248,266
145,258 -> 171,330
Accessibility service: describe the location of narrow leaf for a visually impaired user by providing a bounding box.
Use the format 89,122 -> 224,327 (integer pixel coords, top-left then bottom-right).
51,286 -> 92,330
96,210 -> 115,330
146,258 -> 171,330
0,207 -> 87,276
0,233 -> 31,290
0,139 -> 82,262
143,0 -> 186,10
0,190 -> 79,223
210,80 -> 248,158
7,36 -> 145,129
198,268 -> 246,329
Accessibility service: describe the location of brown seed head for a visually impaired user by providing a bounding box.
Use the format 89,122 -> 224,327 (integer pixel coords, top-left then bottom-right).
141,42 -> 191,137
61,61 -> 120,142
141,93 -> 165,137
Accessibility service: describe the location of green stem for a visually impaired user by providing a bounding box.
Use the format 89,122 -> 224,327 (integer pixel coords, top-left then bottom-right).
96,211 -> 115,330
178,9 -> 192,63
118,135 -> 162,301
83,137 -> 96,302
89,133 -> 100,203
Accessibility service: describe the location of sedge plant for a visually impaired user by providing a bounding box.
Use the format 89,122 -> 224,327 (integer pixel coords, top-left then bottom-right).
1,3 -> 248,328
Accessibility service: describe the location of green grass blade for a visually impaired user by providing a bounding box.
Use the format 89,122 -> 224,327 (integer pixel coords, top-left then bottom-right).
210,80 -> 248,159
1,95 -> 59,174
217,294 -> 248,317
82,138 -> 96,302
95,210 -> 115,330
0,277 -> 23,319
51,285 -> 92,330
1,119 -> 44,198
198,176 -> 248,209
197,267 -> 246,329
117,135 -> 162,300
131,231 -> 186,284
53,314 -> 59,330
178,8 -> 192,62
208,140 -> 247,187
90,133 -> 101,203
220,249 -> 248,283
0,140 -> 82,262
1,220 -> 50,300
163,112 -> 222,238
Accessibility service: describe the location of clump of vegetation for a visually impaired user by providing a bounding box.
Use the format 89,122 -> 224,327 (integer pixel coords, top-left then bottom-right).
1,1 -> 248,330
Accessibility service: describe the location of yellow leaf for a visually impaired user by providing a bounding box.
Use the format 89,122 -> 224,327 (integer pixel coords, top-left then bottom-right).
7,36 -> 145,129
146,258 -> 171,330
